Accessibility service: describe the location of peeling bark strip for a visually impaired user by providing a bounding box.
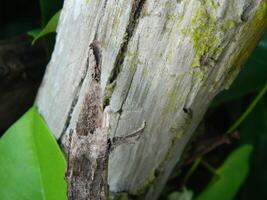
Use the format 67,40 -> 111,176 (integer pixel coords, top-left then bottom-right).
66,42 -> 146,199
36,0 -> 267,199
67,129 -> 109,200
66,41 -> 108,200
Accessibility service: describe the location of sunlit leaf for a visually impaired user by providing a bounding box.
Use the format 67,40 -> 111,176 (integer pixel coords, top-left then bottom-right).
39,0 -> 62,26
0,106 -> 67,200
38,0 -> 62,55
196,145 -> 253,200
31,10 -> 61,44
27,28 -> 42,38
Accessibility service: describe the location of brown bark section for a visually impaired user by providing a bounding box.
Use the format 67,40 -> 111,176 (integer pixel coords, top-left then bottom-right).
66,42 -> 109,200
65,0 -> 148,198
66,129 -> 109,200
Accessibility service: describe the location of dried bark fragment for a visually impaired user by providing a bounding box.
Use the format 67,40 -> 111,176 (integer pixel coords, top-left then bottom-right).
66,41 -> 146,200
66,41 -> 109,200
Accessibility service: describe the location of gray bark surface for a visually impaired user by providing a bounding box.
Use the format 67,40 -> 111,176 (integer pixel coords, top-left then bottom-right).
36,0 -> 267,199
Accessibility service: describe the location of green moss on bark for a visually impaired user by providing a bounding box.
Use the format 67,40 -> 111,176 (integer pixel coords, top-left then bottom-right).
256,1 -> 267,20
103,82 -> 116,107
188,4 -> 219,67
183,2 -> 239,68
164,87 -> 179,114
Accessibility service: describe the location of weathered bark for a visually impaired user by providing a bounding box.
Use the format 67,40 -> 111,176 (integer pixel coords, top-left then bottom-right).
0,35 -> 46,133
36,0 -> 267,199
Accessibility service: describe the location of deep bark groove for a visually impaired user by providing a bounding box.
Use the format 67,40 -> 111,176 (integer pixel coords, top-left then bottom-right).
104,0 -> 146,107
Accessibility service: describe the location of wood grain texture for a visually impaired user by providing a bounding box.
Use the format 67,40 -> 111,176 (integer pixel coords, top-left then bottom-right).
36,0 -> 267,199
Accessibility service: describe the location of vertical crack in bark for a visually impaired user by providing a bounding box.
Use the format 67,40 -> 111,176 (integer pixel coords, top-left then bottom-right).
60,54 -> 91,139
103,0 -> 146,107
112,37 -> 141,137
93,0 -> 109,40
241,1 -> 254,22
59,0 -> 108,139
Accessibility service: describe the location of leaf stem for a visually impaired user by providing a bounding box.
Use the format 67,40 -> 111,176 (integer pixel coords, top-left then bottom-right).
226,82 -> 267,134
183,158 -> 201,185
200,159 -> 218,176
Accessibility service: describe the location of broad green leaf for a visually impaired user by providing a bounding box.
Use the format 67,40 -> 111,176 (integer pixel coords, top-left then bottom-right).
27,28 -> 42,38
0,106 -> 67,200
37,0 -> 62,55
212,34 -> 267,106
31,11 -> 61,44
196,145 -> 253,200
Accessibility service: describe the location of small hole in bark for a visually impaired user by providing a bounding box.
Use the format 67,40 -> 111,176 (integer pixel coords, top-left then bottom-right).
107,138 -> 112,152
155,169 -> 160,177
183,108 -> 189,114
241,3 -> 253,22
118,108 -> 123,114
183,107 -> 193,118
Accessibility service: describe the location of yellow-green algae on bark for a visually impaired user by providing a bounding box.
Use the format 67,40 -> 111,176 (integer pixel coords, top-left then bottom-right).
186,2 -> 220,67
256,1 -> 267,20
223,0 -> 267,89
184,1 -> 240,68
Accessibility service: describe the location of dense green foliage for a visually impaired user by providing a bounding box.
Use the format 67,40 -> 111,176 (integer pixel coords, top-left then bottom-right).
0,107 -> 66,200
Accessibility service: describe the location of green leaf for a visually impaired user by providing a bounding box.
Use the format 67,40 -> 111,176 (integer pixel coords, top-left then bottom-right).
27,28 -> 42,38
39,0 -> 62,26
196,145 -> 253,200
0,106 -> 67,200
37,0 -> 62,56
31,10 -> 61,44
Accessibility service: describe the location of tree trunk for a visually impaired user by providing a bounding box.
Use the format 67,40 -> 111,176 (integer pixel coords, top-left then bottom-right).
35,0 -> 267,199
